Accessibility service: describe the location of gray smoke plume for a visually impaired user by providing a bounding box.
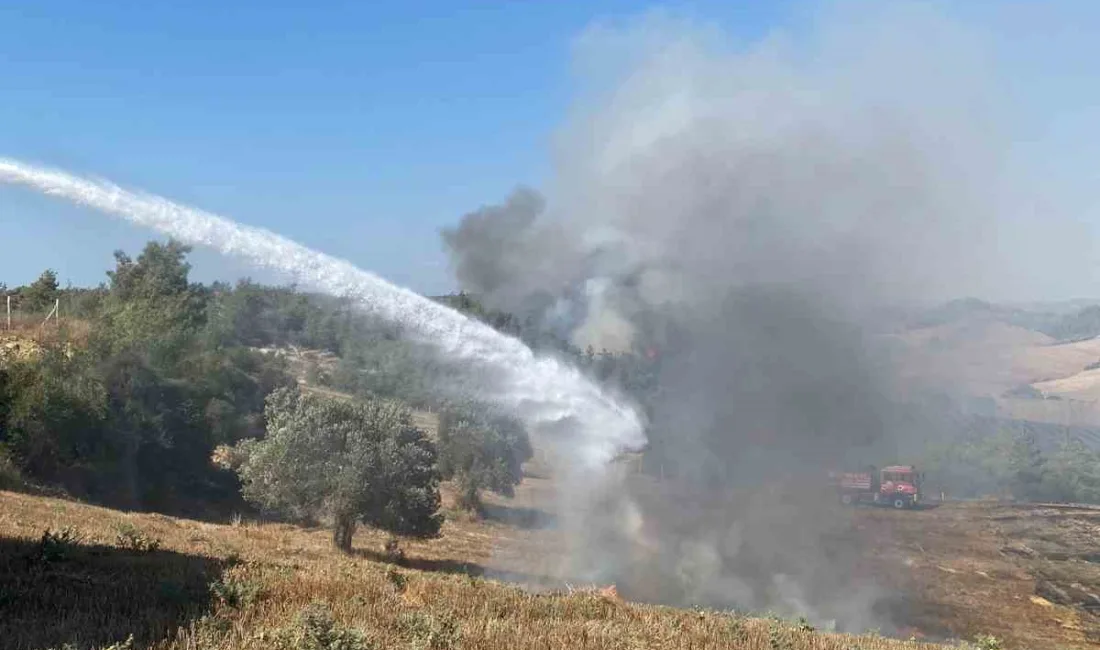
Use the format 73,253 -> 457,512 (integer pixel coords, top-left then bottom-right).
442,0 -> 1094,634
440,187 -> 549,304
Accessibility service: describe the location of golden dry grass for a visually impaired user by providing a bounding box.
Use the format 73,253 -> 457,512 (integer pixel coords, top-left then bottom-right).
0,488 -> 958,650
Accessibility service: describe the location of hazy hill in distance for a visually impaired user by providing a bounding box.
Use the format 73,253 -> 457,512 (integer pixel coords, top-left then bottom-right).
892,297 -> 1100,438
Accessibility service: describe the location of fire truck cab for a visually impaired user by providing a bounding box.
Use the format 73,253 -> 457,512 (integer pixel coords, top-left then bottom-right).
830,464 -> 923,509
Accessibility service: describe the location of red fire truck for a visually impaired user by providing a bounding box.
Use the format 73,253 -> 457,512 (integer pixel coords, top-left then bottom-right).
829,465 -> 923,509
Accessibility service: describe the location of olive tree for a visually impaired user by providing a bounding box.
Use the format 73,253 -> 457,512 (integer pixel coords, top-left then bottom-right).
226,387 -> 442,551
437,405 -> 532,511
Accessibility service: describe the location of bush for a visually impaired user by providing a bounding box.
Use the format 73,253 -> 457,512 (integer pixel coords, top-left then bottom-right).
210,575 -> 264,609
35,526 -> 84,563
396,610 -> 461,649
274,602 -> 372,650
972,634 -> 1005,650
0,449 -> 23,491
436,405 -> 531,511
114,522 -> 162,553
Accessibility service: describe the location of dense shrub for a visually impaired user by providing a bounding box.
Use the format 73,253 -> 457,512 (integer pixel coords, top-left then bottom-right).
437,406 -> 532,511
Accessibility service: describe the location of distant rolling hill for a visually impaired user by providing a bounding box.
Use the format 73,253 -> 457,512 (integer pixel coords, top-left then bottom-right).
887,299 -> 1100,448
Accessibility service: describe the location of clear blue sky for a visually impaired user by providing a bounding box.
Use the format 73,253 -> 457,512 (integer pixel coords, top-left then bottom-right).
0,0 -> 794,293
0,1 -> 1097,296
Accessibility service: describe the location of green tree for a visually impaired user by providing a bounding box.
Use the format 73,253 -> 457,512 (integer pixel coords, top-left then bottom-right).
20,269 -> 60,313
1006,432 -> 1046,500
98,240 -> 206,366
1042,439 -> 1100,503
0,241 -> 295,511
437,405 -> 532,511
0,350 -> 109,491
228,388 -> 442,551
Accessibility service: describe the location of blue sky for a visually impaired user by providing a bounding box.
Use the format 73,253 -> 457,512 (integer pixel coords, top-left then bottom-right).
0,0 -> 795,293
0,1 -> 1097,297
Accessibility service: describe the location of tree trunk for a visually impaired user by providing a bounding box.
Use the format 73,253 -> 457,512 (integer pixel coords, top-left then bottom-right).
458,478 -> 481,513
332,513 -> 356,553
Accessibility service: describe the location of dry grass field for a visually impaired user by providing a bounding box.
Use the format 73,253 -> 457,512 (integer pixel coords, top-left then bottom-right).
4,477 -> 1099,650
0,484 -> 956,650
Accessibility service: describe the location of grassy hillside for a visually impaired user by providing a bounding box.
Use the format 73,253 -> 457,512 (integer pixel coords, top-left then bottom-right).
4,485 -> 1100,649
0,489 -> 958,650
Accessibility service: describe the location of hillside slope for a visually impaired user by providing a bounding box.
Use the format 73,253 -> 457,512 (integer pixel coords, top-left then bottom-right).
1,488 -> 957,650
889,318 -> 1100,433
3,485 -> 1099,649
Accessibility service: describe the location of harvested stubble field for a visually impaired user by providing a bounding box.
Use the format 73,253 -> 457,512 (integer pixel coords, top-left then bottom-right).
1,480 -> 1098,650
857,501 -> 1100,649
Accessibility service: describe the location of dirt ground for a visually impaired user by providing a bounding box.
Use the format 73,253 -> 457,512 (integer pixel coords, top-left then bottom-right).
856,501 -> 1100,648
468,475 -> 1100,650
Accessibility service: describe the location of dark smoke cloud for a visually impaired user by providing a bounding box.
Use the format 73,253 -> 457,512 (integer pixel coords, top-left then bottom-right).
442,1 -> 1093,633
441,187 -> 585,325
441,187 -> 546,301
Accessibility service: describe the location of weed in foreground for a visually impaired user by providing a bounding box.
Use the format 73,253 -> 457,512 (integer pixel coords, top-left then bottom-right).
396,609 -> 461,650
385,566 -> 408,593
35,526 -> 83,563
114,522 -> 162,553
971,635 -> 1005,650
209,575 -> 264,609
46,635 -> 135,650
272,602 -> 372,650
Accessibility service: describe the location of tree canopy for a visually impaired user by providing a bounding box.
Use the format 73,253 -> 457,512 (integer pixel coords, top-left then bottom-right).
437,405 -> 532,511
19,269 -> 59,313
228,387 -> 442,551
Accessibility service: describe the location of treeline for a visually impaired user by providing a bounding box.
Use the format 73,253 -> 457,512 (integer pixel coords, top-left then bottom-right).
918,418 -> 1100,503
0,240 -> 532,521
0,242 -> 296,514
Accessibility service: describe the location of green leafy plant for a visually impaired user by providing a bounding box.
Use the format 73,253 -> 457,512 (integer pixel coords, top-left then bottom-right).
274,602 -> 372,650
114,522 -> 162,553
397,610 -> 461,650
209,575 -> 264,609
35,526 -> 83,562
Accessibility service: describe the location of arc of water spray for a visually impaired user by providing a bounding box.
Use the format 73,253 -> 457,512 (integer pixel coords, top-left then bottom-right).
0,158 -> 646,470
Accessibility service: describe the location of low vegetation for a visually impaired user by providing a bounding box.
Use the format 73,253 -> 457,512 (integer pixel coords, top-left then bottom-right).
921,428 -> 1100,503
436,405 -> 532,511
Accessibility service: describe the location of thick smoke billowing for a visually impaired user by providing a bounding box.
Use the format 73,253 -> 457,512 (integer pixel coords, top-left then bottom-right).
443,1 -> 1089,633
